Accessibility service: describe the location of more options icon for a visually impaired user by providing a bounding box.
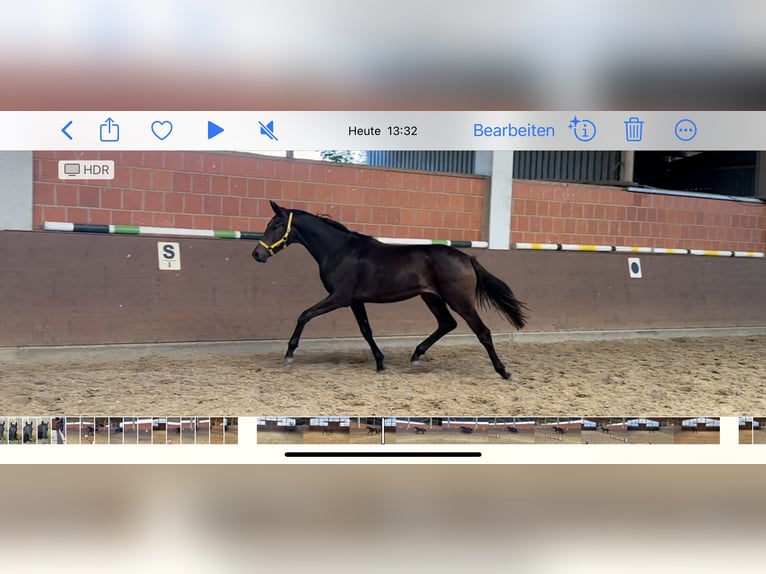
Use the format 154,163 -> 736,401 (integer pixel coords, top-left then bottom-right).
674,119 -> 697,142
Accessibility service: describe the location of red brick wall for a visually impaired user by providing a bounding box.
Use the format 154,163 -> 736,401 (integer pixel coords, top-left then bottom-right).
511,180 -> 766,252
33,151 -> 487,241
33,153 -> 765,252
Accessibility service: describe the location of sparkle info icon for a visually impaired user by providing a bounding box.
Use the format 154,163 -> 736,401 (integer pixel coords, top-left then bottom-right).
568,115 -> 596,142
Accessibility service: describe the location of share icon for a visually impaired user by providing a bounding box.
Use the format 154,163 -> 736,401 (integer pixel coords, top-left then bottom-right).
259,120 -> 278,141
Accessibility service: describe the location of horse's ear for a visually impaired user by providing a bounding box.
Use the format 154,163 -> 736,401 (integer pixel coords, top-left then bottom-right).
270,200 -> 285,216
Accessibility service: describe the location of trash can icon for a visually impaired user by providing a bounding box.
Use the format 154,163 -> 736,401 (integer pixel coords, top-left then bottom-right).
625,117 -> 644,142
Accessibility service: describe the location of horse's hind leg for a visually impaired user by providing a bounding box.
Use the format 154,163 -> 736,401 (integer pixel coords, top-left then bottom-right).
350,300 -> 385,371
450,304 -> 510,380
411,294 -> 458,364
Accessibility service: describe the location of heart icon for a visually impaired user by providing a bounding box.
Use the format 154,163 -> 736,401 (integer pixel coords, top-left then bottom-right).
151,120 -> 173,140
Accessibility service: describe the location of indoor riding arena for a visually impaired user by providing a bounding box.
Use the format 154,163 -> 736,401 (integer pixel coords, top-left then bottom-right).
0,150 -> 764,416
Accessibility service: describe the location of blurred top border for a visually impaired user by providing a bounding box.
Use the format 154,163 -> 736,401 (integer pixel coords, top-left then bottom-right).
1,0 -> 764,110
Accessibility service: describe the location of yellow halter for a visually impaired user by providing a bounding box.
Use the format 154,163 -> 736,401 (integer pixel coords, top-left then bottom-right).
259,212 -> 294,256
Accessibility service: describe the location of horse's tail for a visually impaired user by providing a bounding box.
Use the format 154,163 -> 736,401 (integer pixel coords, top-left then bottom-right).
470,257 -> 528,329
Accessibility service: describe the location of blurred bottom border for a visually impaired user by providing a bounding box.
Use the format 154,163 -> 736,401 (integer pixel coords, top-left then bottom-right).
1,464 -> 764,570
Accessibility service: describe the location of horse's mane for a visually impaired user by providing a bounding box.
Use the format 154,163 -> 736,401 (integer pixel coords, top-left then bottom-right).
314,213 -> 353,233
291,209 -> 373,239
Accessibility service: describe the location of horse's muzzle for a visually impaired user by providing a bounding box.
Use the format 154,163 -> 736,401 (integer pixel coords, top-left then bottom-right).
252,247 -> 269,263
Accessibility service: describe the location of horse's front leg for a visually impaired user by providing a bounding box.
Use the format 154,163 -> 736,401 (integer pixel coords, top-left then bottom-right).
284,294 -> 347,365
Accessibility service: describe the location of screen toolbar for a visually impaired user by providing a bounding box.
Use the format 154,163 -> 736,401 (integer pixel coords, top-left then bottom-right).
3,111 -> 764,150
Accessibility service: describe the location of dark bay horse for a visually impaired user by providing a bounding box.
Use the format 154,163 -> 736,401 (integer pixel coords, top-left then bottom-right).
38,420 -> 49,440
252,200 -> 528,379
23,421 -> 33,443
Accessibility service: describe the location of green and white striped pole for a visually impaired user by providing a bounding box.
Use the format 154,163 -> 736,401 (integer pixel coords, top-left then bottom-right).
42,223 -> 765,257
43,222 -> 489,248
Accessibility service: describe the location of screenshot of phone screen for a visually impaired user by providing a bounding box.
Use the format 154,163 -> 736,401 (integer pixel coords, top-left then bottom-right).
1,1 -> 765,570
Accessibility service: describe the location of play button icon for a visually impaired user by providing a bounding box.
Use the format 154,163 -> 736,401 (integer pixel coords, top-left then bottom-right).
207,121 -> 224,139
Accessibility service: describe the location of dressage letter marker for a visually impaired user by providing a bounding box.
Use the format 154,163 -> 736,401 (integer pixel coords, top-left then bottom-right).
157,242 -> 181,270
628,257 -> 642,279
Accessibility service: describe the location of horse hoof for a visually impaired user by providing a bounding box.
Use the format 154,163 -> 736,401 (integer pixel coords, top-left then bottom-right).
411,359 -> 420,366
283,357 -> 294,366
501,371 -> 512,380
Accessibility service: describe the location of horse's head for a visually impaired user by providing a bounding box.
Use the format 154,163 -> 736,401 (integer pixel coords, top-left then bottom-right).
252,200 -> 294,262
